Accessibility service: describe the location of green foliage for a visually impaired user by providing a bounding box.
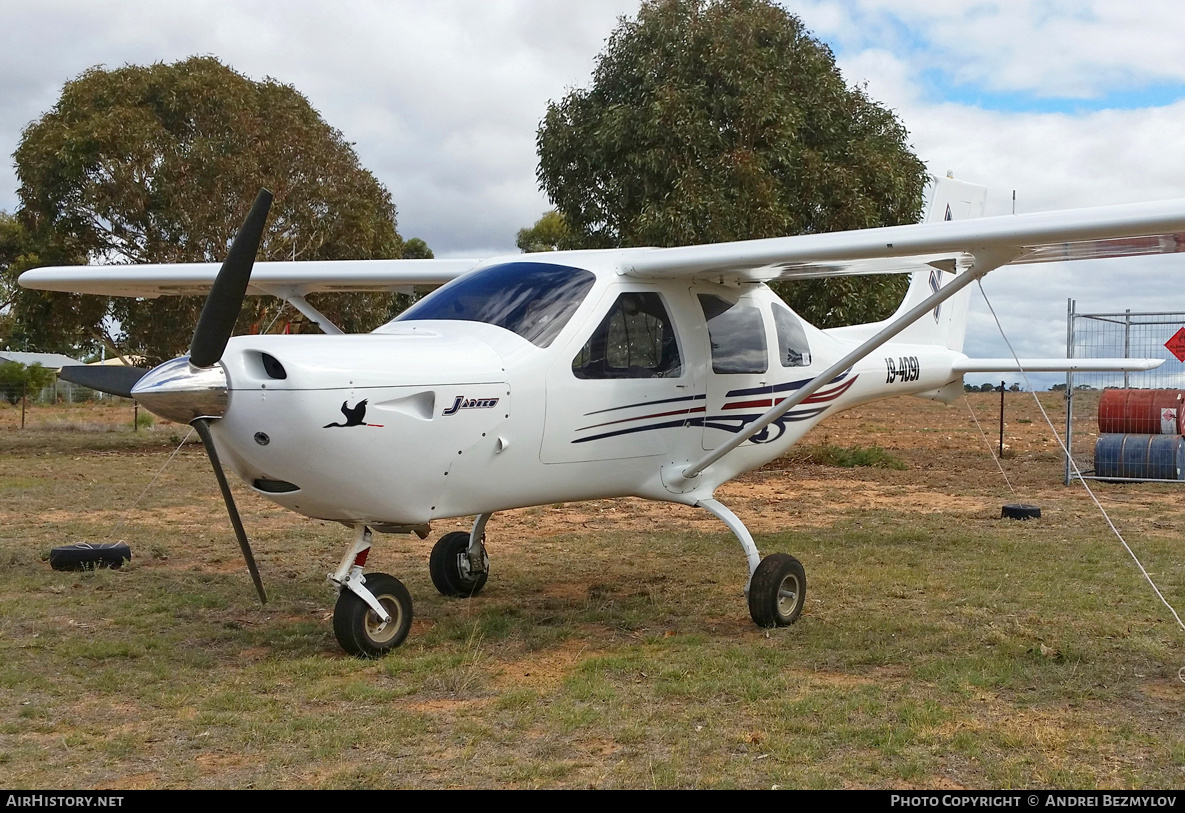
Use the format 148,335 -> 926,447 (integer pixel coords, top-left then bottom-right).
535,0 -> 926,327
12,56 -> 405,364
792,443 -> 908,469
0,361 -> 56,405
0,212 -> 30,311
400,237 -> 434,260
516,210 -> 575,253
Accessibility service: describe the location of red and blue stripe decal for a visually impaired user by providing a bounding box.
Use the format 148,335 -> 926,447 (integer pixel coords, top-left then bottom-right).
573,393 -> 706,443
572,372 -> 857,445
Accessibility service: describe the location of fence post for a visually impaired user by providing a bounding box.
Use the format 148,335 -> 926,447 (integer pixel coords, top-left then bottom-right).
999,381 -> 1005,457
21,382 -> 26,430
1064,298 -> 1075,485
1123,309 -> 1131,389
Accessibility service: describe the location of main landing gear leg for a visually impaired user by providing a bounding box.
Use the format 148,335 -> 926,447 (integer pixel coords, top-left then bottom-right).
329,525 -> 413,657
696,498 -> 806,629
429,513 -> 491,597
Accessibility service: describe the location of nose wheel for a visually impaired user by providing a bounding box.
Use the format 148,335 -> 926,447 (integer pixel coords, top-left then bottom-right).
332,572 -> 413,658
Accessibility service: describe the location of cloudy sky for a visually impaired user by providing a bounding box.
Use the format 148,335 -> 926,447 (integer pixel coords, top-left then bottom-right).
3,0 -> 1185,386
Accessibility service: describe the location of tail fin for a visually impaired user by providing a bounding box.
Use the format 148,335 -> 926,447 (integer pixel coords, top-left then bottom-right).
888,174 -> 988,351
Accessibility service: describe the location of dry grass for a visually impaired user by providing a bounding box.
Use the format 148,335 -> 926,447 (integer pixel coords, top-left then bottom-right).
0,393 -> 1183,789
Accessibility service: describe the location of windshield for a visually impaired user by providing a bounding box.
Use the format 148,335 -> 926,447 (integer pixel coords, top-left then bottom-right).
393,262 -> 596,347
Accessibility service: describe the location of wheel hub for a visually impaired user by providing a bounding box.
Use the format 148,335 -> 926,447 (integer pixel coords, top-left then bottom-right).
366,598 -> 402,643
776,575 -> 800,616
457,544 -> 489,581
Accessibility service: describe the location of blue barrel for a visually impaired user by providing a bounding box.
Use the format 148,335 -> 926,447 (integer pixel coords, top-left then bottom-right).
1094,434 -> 1185,480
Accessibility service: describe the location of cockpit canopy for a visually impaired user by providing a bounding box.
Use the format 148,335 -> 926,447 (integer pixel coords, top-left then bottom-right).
387,261 -> 595,347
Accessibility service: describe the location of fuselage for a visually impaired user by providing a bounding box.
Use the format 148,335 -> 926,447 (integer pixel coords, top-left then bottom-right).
190,255 -> 964,526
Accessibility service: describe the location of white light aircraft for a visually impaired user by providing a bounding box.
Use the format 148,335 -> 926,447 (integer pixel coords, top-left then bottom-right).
20,176 -> 1183,657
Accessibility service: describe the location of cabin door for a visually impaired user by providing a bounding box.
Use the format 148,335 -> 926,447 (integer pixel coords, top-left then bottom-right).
542,289 -> 699,464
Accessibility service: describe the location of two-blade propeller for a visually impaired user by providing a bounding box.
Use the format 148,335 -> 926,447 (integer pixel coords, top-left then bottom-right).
188,189 -> 273,604
61,190 -> 274,603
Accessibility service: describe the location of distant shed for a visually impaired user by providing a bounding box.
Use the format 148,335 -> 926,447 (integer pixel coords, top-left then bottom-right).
1,351 -> 88,403
0,351 -> 83,370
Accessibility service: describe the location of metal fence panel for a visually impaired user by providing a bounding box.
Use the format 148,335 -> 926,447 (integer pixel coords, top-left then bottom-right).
1066,299 -> 1185,483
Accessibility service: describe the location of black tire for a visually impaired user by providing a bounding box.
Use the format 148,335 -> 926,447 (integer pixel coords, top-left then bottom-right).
332,573 -> 413,658
429,531 -> 489,597
748,553 -> 806,628
1001,503 -> 1041,520
49,543 -> 132,571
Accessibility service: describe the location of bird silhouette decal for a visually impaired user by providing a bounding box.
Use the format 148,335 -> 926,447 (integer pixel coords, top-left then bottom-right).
323,399 -> 373,428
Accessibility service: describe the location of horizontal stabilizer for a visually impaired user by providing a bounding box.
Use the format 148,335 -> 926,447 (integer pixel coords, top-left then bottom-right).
954,358 -> 1164,373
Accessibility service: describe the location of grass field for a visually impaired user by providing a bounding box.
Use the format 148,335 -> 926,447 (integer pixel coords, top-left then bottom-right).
1,394 -> 1183,789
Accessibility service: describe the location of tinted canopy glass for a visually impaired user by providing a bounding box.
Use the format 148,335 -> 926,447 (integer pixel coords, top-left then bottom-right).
395,262 -> 596,347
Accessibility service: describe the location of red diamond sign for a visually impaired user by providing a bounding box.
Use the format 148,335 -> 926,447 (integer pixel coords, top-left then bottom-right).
1166,327 -> 1185,362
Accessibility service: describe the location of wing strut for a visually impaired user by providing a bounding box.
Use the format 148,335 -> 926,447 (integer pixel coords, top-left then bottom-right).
678,249 -> 1017,482
254,285 -> 345,335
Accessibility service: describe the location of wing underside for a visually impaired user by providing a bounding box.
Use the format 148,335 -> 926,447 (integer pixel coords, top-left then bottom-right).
623,198 -> 1185,282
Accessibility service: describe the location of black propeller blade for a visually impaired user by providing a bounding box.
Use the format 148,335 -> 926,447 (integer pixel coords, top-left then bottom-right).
58,365 -> 149,399
187,189 -> 273,604
189,188 -> 273,368
192,418 -> 267,604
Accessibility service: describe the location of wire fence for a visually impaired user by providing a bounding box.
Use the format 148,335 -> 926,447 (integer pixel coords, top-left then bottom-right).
1065,300 -> 1185,483
0,380 -> 106,406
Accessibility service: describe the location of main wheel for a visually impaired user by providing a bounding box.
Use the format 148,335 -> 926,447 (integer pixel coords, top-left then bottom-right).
333,573 -> 413,658
429,531 -> 489,597
748,553 -> 806,628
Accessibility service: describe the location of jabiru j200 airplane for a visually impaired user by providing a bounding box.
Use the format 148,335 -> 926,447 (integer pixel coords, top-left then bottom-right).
20,175 -> 1178,657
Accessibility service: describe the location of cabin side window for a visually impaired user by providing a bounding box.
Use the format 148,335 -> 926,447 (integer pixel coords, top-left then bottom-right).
572,292 -> 682,379
771,303 -> 812,367
697,294 -> 767,374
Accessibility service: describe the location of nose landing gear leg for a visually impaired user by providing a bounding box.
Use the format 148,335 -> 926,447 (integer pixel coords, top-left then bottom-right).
329,525 -> 413,658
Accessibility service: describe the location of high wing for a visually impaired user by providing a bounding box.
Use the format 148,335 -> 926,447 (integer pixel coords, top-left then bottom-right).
623,198 -> 1185,282
18,197 -> 1185,294
18,258 -> 481,298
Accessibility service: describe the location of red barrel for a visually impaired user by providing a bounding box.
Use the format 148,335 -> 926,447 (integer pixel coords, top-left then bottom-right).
1098,389 -> 1185,435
